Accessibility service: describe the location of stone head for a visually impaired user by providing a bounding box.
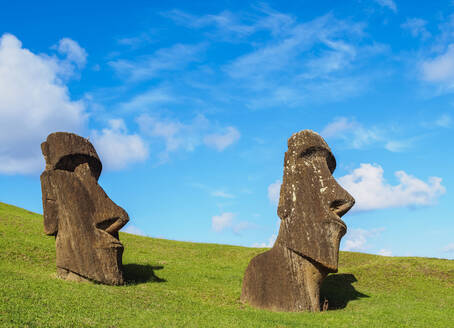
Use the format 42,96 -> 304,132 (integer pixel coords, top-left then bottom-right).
40,132 -> 129,285
277,130 -> 354,272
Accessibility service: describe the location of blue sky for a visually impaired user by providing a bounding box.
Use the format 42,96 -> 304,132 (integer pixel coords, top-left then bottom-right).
0,0 -> 453,258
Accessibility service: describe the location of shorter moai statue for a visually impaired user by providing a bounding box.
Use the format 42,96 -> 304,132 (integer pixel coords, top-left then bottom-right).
241,130 -> 355,312
40,132 -> 129,285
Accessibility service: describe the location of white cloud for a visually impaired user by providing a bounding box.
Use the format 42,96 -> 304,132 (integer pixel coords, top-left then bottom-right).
435,114 -> 452,127
212,212 -> 235,232
91,119 -> 148,170
55,38 -> 87,68
321,117 -> 357,137
0,33 -> 87,174
137,113 -> 208,161
268,180 -> 281,205
253,218 -> 280,247
322,117 -> 413,152
374,0 -> 397,13
122,224 -> 146,236
119,87 -> 175,112
421,44 -> 454,85
211,212 -> 255,234
401,18 -> 431,40
339,163 -> 446,211
384,140 -> 411,152
117,32 -> 153,49
211,190 -> 235,198
253,233 -> 277,248
203,126 -> 240,151
342,228 -> 384,251
164,5 -> 295,40
443,243 -> 454,253
137,113 -> 240,162
232,221 -> 257,234
163,10 -> 257,37
378,249 -> 392,256
322,117 -> 382,149
161,8 -> 386,108
109,43 -> 205,81
219,12 -> 383,108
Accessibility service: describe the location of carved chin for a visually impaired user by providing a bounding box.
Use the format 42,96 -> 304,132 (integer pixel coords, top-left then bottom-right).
317,220 -> 346,272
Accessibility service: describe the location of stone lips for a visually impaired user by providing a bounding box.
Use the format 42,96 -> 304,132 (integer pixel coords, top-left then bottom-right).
40,132 -> 129,285
241,130 -> 355,312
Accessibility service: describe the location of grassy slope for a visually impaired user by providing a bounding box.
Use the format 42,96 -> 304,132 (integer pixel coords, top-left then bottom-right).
0,202 -> 453,328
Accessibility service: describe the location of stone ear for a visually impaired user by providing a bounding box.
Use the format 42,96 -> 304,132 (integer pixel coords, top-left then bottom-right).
41,141 -> 49,157
277,152 -> 291,220
41,141 -> 52,170
40,171 -> 58,236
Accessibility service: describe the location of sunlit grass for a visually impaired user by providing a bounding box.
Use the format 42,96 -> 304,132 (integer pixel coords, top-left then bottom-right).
1,201 -> 453,327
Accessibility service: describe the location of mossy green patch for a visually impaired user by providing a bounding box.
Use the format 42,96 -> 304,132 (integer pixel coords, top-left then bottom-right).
1,201 -> 453,327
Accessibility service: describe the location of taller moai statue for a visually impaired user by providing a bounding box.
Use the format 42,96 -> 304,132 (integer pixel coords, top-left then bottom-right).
241,130 -> 355,312
40,132 -> 129,285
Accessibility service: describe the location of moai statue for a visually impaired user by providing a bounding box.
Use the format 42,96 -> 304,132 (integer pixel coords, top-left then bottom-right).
40,132 -> 129,285
241,130 -> 355,312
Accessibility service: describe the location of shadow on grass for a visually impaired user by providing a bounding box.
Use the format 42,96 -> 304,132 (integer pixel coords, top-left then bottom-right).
320,273 -> 369,310
123,264 -> 166,285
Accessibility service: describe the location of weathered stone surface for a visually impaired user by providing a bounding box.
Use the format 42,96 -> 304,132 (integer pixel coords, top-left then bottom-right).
40,132 -> 129,285
241,130 -> 355,312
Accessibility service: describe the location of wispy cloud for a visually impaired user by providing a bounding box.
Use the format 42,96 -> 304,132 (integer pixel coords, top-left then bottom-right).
122,224 -> 146,236
378,249 -> 393,256
109,43 -> 205,81
421,44 -> 454,88
204,126 -> 240,151
422,114 -> 453,129
342,228 -> 384,251
117,31 -> 155,49
137,113 -> 240,162
54,37 -> 87,69
252,218 -> 280,247
212,212 -> 234,232
253,233 -> 277,248
211,212 -> 255,234
163,9 -> 257,38
443,243 -> 454,253
137,113 -> 208,161
161,7 -> 386,109
162,5 -> 294,40
267,180 -> 281,205
435,114 -> 452,127
322,117 -> 414,152
401,18 -> 431,40
191,182 -> 236,199
119,87 -> 175,112
211,190 -> 235,199
339,163 -> 446,211
373,0 -> 397,13
222,13 -> 376,108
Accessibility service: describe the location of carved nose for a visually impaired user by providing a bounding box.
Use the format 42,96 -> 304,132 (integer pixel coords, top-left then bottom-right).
330,198 -> 354,218
329,185 -> 355,218
96,214 -> 128,236
95,199 -> 129,238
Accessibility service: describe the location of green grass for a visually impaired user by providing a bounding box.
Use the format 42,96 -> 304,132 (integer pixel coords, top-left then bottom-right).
1,201 -> 453,327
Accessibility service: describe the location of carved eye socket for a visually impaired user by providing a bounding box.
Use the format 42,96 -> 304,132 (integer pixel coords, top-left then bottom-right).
299,146 -> 336,173
55,154 -> 102,179
299,146 -> 326,159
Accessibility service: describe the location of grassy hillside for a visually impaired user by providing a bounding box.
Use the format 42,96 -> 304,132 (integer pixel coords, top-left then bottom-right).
1,202 -> 453,328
